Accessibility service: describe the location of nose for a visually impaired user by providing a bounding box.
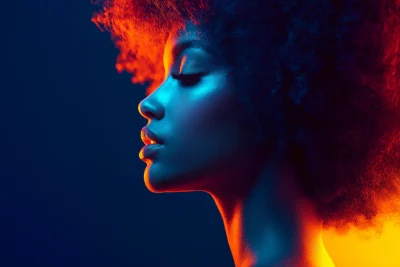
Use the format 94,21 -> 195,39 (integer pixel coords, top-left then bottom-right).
138,96 -> 164,120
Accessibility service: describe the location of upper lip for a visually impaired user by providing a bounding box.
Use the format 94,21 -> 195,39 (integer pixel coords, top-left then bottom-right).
141,127 -> 164,145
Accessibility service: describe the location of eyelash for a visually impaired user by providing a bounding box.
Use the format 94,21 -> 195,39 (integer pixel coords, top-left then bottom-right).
171,72 -> 205,86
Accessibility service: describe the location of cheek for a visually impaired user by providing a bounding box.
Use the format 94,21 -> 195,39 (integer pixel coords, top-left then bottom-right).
167,78 -> 247,165
175,75 -> 243,132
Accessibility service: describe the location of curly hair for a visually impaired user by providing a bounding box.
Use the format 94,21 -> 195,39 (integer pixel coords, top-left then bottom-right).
91,0 -> 400,232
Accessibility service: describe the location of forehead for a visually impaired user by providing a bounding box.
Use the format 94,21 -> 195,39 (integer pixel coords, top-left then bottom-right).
163,22 -> 220,65
165,22 -> 203,49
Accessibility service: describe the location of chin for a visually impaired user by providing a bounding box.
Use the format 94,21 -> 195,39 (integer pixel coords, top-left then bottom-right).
143,162 -> 208,193
143,162 -> 185,193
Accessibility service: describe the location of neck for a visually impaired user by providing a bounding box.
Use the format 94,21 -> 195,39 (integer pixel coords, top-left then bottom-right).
208,160 -> 335,267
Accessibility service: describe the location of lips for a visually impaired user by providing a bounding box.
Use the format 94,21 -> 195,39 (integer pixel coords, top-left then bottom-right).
141,127 -> 164,145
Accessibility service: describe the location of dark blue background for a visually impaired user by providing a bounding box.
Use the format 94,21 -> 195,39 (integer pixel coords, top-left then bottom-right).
1,1 -> 233,266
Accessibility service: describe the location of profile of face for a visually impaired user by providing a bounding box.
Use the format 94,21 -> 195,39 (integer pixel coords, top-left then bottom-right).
138,22 -> 267,194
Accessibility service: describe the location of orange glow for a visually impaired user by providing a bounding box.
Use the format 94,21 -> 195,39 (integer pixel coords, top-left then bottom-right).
323,188 -> 400,266
323,219 -> 400,267
91,0 -> 208,95
179,55 -> 188,74
91,0 -> 170,95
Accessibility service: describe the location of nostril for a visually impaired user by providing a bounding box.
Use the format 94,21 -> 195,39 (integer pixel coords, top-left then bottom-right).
138,99 -> 164,120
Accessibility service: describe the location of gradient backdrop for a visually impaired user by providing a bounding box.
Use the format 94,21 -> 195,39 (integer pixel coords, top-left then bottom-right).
2,1 -> 400,267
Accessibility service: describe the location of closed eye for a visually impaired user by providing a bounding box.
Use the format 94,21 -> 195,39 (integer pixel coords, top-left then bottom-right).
171,72 -> 207,86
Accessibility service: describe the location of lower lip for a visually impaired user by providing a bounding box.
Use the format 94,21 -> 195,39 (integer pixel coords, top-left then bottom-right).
139,144 -> 163,159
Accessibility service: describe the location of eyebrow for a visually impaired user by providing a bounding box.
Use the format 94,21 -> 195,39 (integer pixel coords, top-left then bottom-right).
171,39 -> 214,59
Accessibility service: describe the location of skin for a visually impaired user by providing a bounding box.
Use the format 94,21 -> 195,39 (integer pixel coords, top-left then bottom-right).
138,22 -> 335,267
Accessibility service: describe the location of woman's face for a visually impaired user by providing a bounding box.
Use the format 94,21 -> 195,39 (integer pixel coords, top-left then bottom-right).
138,22 -> 266,193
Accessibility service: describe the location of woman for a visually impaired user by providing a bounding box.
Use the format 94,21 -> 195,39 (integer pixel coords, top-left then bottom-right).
92,1 -> 400,266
